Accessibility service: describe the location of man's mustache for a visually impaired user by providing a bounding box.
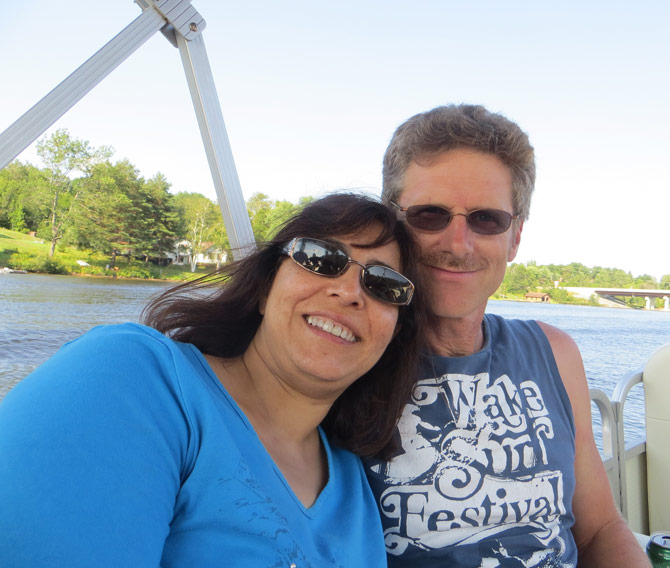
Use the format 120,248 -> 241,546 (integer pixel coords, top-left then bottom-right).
420,251 -> 489,272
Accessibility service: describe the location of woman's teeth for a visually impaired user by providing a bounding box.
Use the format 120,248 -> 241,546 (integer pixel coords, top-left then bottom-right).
306,315 -> 357,342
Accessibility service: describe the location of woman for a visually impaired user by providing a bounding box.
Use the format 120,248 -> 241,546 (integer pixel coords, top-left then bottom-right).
0,193 -> 426,567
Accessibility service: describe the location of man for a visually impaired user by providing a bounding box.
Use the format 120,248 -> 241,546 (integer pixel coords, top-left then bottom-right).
365,104 -> 649,567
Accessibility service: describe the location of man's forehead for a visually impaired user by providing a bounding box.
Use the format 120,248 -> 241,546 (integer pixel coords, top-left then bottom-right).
401,150 -> 514,204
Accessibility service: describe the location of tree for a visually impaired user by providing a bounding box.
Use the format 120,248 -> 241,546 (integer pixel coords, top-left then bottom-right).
535,265 -> 554,288
560,262 -> 592,286
661,275 -> 670,290
65,160 -> 136,255
247,192 -> 310,242
505,263 -> 533,294
35,129 -> 112,256
246,192 -> 273,240
66,162 -> 180,266
173,192 -> 222,272
633,274 -> 658,289
125,172 -> 180,263
207,218 -> 230,269
591,266 -> 634,288
0,161 -> 49,231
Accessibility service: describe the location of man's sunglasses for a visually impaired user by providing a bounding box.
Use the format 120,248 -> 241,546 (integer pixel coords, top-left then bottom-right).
281,237 -> 414,306
391,202 -> 517,235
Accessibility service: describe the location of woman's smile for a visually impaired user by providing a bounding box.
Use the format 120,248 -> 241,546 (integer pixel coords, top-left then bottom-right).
305,315 -> 358,343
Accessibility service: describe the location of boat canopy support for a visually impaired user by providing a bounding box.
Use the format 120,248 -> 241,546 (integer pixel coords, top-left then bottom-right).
0,0 -> 255,258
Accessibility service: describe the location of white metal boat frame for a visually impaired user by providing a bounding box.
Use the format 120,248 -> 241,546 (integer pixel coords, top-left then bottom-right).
0,0 -> 255,259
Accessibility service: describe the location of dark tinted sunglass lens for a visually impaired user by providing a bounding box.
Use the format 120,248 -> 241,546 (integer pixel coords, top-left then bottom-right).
467,209 -> 513,235
293,239 -> 348,275
405,205 -> 451,231
363,266 -> 413,305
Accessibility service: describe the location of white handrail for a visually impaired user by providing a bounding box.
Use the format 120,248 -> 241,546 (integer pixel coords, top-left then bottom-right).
591,370 -> 646,522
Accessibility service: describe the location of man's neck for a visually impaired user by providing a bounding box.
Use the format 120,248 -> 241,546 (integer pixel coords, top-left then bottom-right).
426,310 -> 487,357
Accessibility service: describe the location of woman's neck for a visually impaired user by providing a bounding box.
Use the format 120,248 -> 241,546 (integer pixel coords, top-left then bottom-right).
204,349 -> 330,507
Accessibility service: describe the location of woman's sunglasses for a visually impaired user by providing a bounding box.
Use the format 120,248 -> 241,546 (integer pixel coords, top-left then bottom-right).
391,202 -> 517,235
281,237 -> 414,306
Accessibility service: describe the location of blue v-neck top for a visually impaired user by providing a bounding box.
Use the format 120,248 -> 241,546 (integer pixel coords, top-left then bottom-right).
0,323 -> 386,567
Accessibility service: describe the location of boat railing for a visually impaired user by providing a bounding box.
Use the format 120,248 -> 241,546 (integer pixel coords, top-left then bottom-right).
591,343 -> 670,536
591,371 -> 647,529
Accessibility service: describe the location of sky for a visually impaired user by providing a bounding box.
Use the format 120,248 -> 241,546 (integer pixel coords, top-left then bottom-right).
1,1 -> 669,280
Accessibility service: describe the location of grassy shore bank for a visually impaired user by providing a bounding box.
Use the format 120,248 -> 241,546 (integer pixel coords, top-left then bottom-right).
0,228 -> 212,281
0,228 -> 638,308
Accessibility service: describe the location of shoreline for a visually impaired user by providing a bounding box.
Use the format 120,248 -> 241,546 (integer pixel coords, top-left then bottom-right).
0,266 -> 200,284
2,268 -> 656,310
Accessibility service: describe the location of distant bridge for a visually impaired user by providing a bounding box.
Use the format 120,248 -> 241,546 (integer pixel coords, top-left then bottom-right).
563,287 -> 670,311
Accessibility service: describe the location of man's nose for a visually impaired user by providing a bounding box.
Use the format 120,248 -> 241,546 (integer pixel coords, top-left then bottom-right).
436,214 -> 474,253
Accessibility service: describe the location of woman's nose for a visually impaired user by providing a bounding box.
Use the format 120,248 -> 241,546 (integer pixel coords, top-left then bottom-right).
326,264 -> 366,306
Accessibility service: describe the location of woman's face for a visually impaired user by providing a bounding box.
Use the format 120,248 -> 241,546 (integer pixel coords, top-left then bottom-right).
254,226 -> 403,401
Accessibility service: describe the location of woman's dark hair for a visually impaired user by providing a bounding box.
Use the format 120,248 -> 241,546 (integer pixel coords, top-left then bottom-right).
142,192 -> 428,458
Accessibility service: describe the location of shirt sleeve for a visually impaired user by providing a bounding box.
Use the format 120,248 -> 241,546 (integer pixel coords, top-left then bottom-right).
0,324 -> 193,567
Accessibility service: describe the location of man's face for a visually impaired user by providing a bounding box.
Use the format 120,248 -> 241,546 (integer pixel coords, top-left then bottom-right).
397,148 -> 522,322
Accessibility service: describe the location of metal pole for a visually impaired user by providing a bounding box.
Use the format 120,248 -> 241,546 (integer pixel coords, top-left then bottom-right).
0,7 -> 166,170
176,32 -> 256,257
0,0 -> 255,258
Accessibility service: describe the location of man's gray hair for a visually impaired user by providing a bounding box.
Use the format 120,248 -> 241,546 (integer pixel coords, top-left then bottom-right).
382,104 -> 536,221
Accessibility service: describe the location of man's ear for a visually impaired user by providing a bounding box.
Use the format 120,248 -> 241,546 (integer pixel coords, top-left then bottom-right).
507,219 -> 524,262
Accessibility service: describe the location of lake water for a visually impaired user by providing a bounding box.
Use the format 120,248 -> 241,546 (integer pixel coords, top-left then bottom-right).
0,274 -> 172,397
485,300 -> 670,448
1,273 -> 669,447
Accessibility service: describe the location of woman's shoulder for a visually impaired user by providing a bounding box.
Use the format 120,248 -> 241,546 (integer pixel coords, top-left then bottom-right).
70,322 -> 169,349
7,323 -> 203,412
60,323 -> 204,368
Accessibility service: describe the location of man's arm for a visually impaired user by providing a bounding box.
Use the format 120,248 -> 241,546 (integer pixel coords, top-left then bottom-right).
537,322 -> 650,568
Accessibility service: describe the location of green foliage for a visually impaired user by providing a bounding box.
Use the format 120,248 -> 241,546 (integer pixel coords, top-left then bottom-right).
626,296 -> 646,309
501,261 -> 661,295
8,203 -> 27,232
115,265 -> 161,279
633,274 -> 657,289
0,161 -> 49,231
546,287 -> 570,303
8,252 -> 67,274
247,192 -> 307,242
34,129 -> 113,257
172,192 -> 226,272
542,287 -> 593,306
0,248 -> 17,266
591,266 -> 632,288
505,264 -> 533,294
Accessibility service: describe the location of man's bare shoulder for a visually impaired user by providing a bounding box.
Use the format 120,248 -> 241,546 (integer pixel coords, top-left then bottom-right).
533,320 -> 588,403
535,320 -> 581,358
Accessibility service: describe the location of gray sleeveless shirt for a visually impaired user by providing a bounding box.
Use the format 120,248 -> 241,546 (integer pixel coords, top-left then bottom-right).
365,314 -> 578,567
